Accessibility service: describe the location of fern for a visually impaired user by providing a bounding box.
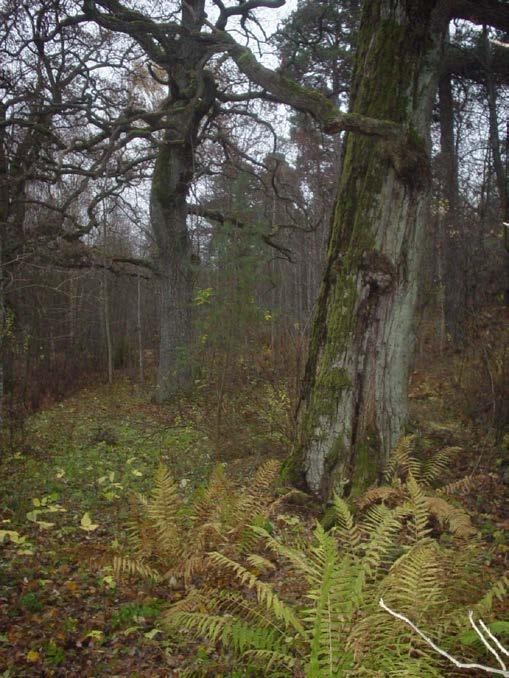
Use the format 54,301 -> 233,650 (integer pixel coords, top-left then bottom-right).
420,446 -> 460,485
406,474 -> 432,541
384,435 -> 419,482
438,473 -> 494,497
384,436 -> 460,487
115,449 -> 504,676
164,514 -> 403,676
111,459 -> 283,588
360,441 -> 475,544
425,496 -> 476,538
112,554 -> 159,580
476,574 -> 509,617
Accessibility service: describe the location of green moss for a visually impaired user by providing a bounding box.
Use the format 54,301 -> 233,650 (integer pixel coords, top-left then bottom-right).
407,126 -> 426,155
349,433 -> 379,498
325,436 -> 343,472
320,504 -> 338,530
235,49 -> 254,68
151,143 -> 173,207
280,445 -> 306,487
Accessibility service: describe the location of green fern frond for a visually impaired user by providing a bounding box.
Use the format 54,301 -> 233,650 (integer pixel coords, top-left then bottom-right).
475,574 -> 509,616
243,647 -> 295,670
302,523 -> 346,676
170,611 -> 229,642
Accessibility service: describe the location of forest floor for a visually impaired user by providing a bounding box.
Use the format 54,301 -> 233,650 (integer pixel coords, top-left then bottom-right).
0,331 -> 507,676
0,374 -> 292,676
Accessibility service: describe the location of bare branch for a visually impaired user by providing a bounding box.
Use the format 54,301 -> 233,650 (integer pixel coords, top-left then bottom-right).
379,598 -> 509,677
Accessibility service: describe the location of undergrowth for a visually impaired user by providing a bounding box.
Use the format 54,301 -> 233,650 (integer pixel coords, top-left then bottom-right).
126,438 -> 508,676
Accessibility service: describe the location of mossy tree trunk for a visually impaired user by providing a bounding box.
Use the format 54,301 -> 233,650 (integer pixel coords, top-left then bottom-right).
151,136 -> 196,402
291,0 -> 446,497
148,2 -> 214,403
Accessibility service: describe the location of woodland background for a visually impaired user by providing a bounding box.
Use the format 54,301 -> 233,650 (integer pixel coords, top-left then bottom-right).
0,0 -> 508,675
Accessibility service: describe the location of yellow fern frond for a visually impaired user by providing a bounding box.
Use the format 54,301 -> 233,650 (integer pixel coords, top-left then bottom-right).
207,551 -> 305,636
384,435 -> 417,481
356,486 -> 404,511
236,459 -> 281,520
112,555 -> 159,580
145,465 -> 181,549
438,473 -> 494,497
425,496 -> 476,538
406,474 -> 432,541
420,446 -> 460,485
246,554 -> 276,574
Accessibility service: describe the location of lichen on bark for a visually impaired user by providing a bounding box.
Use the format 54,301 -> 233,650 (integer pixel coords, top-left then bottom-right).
291,0 -> 446,498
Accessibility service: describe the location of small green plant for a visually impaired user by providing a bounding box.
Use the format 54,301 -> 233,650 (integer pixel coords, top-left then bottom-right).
44,640 -> 65,666
110,602 -> 161,630
19,592 -> 43,613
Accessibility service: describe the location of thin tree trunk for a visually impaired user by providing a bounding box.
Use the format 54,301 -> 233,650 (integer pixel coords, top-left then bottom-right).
137,272 -> 144,384
483,25 -> 509,305
102,221 -> 113,384
438,69 -> 465,344
0,235 -> 5,449
0,103 -> 8,448
287,0 -> 445,497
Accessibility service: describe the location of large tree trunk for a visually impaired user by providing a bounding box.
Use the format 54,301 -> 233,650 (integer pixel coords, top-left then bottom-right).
151,139 -> 195,402
288,0 -> 446,497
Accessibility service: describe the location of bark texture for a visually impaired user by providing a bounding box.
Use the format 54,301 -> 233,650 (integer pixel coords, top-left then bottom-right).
147,3 -> 214,402
289,0 -> 446,497
151,141 -> 195,401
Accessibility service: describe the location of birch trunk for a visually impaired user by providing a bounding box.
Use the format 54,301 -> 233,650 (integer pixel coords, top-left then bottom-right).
288,0 -> 446,497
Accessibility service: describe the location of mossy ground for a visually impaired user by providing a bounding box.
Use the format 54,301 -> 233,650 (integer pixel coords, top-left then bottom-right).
0,375 -> 290,676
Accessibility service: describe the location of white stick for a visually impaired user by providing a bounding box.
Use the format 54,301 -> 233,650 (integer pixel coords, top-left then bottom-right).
468,611 -> 506,670
479,619 -> 509,659
379,598 -> 509,677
